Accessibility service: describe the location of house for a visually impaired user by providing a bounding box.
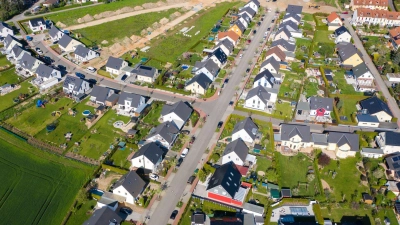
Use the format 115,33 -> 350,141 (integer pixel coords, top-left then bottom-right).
28,17 -> 46,32
0,22 -> 13,37
286,5 -> 303,16
130,142 -> 164,172
83,207 -> 122,225
277,124 -> 312,150
185,73 -> 213,95
9,45 -> 29,61
19,53 -> 43,74
48,25 -> 64,42
385,153 -> 400,180
215,38 -> 234,56
279,20 -> 302,38
35,64 -> 61,80
351,8 -> 400,27
327,12 -> 342,30
117,91 -> 146,116
253,69 -> 277,88
58,35 -> 83,52
260,57 -> 280,75
43,0 -> 59,7
308,97 -> 333,118
243,202 -> 264,217
191,211 -> 207,225
336,42 -> 363,67
359,96 -> 393,122
265,46 -> 286,62
351,0 -> 388,10
334,26 -> 352,43
63,75 -> 91,97
352,62 -> 375,92
96,192 -> 124,211
217,30 -> 240,45
74,45 -> 99,62
113,170 -> 146,204
161,100 -> 193,130
356,114 -> 380,127
238,15 -> 249,28
238,7 -> 256,19
132,65 -> 158,83
206,162 -> 246,206
146,121 -> 180,149
105,56 -> 129,75
193,59 -> 220,81
90,85 -> 114,105
208,47 -> 227,67
222,139 -> 249,166
244,0 -> 260,12
4,34 -> 22,53
245,85 -> 277,111
271,39 -> 296,54
386,73 -> 400,82
390,26 -> 400,50
229,20 -> 246,36
376,131 -> 400,154
231,117 -> 258,143
361,148 -> 384,158
282,13 -> 301,25
327,132 -> 359,158
273,27 -> 292,41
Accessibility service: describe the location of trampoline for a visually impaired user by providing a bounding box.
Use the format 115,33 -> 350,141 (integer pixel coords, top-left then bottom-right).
113,121 -> 124,128
141,58 -> 148,62
82,110 -> 91,116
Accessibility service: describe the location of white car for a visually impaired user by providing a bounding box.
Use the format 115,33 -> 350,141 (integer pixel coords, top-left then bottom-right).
149,173 -> 159,181
180,148 -> 189,158
239,54 -> 243,58
86,67 -> 96,73
36,48 -> 43,55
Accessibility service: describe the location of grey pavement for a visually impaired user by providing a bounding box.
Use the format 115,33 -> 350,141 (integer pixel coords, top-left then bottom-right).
146,11 -> 277,225
389,0 -> 396,12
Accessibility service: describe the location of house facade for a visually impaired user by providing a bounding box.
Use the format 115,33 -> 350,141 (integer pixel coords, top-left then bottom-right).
376,132 -> 400,154
29,18 -> 47,32
351,0 -> 388,10
130,142 -> 164,172
231,117 -> 258,143
389,26 -> 400,50
112,171 -> 146,204
146,121 -> 179,149
58,35 -> 83,52
221,139 -> 249,166
185,73 -> 212,95
161,101 -> 193,130
277,124 -> 312,151
74,45 -> 99,62
117,91 -> 146,116
334,26 -> 352,44
351,8 -> 400,27
327,132 -> 359,158
352,62 -> 375,92
134,65 -> 158,83
62,75 -> 91,96
106,56 -> 129,75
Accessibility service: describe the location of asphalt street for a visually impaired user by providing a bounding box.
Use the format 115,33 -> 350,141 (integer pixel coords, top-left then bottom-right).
146,11 -> 276,225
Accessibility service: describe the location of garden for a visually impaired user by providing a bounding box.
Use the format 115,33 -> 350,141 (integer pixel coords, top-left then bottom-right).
0,78 -> 37,112
278,72 -> 303,101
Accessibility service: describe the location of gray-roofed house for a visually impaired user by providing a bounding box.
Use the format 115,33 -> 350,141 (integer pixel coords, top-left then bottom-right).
238,7 -> 256,19
312,133 -> 328,149
279,20 -> 299,32
245,85 -> 277,111
132,65 -> 158,83
112,170 -> 147,204
260,57 -> 280,75
253,69 -> 277,88
161,101 -> 193,130
130,142 -> 164,172
106,56 -> 129,75
96,192 -> 125,211
229,19 -> 246,36
35,64 -> 61,80
185,73 -> 213,95
334,26 -> 352,43
278,124 -> 312,150
194,59 -> 220,81
74,45 -> 99,62
232,117 -> 259,144
244,0 -> 260,12
308,97 -> 333,119
271,39 -> 296,53
90,85 -> 114,105
243,202 -> 265,217
221,139 -> 249,166
191,211 -> 208,225
9,45 -> 29,61
352,62 -> 375,92
18,52 -> 43,74
215,38 -> 234,56
83,207 -> 122,225
4,34 -> 22,53
359,96 -> 393,122
62,75 -> 91,99
385,153 -> 400,181
28,17 -> 46,32
209,47 -> 227,67
58,34 -> 83,52
0,21 -> 13,37
48,25 -> 64,42
117,91 -> 146,116
273,27 -> 292,41
336,42 -> 363,67
327,132 -> 359,158
146,121 -> 180,149
361,148 -> 384,158
286,5 -> 303,16
376,131 -> 400,154
282,13 -> 301,25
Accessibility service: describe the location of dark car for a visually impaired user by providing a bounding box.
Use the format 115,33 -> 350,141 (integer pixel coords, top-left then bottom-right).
261,18 -> 264,21
190,136 -> 196,144
170,210 -> 179,220
120,207 -> 133,215
75,72 -> 85,79
272,19 -> 275,23
257,21 -> 261,26
229,101 -> 234,106
224,78 -> 229,84
187,175 -> 196,184
121,74 -> 128,81
88,79 -> 97,84
176,157 -> 184,167
253,30 -> 257,34
217,121 -> 223,128
267,27 -> 271,31
246,68 -> 251,73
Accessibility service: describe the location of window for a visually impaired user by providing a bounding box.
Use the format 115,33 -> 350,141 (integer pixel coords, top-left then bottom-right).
222,191 -> 227,195
125,192 -> 127,195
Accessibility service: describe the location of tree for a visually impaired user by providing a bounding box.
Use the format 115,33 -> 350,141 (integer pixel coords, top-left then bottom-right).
318,44 -> 334,58
266,168 -> 278,182
318,153 -> 331,167
393,51 -> 400,65
198,169 -> 207,182
373,168 -> 384,179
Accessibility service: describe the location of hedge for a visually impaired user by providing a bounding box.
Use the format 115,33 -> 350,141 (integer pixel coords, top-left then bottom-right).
101,164 -> 129,174
312,204 -> 324,224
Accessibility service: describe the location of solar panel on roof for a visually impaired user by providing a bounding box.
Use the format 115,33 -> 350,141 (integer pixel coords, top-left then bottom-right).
394,156 -> 400,162
393,163 -> 400,169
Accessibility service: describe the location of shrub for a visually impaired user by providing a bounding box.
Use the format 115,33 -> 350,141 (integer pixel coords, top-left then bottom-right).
318,153 -> 331,167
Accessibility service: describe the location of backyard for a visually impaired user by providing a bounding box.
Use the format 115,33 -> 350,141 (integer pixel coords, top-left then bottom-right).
0,79 -> 37,112
334,96 -> 367,124
110,142 -> 138,170
272,102 -> 293,120
0,67 -> 19,85
332,70 -> 364,96
278,72 -> 303,101
303,77 -> 320,97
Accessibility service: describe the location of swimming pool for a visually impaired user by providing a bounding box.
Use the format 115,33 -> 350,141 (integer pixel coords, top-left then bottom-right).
82,110 -> 91,116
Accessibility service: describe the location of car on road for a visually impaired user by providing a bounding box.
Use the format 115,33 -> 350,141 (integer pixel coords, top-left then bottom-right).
271,19 -> 275,23
170,210 -> 178,220
229,101 -> 234,106
120,207 -> 133,215
176,157 -> 184,167
224,79 -> 229,84
187,175 -> 196,184
75,72 -> 85,79
36,48 -> 43,55
86,67 -> 96,73
246,68 -> 251,73
253,30 -> 257,34
261,18 -> 264,21
217,121 -> 223,128
267,27 -> 271,31
180,148 -> 189,158
247,39 -> 251,44
150,173 -> 159,181
239,54 -> 243,58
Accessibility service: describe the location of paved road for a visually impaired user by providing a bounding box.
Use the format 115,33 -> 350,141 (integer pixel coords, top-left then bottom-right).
389,0 -> 396,11
146,12 -> 276,225
344,19 -> 400,127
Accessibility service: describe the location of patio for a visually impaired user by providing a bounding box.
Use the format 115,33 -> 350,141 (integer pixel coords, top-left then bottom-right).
270,205 -> 314,222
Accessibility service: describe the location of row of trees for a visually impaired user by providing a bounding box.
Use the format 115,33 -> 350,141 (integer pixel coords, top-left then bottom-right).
0,0 -> 26,21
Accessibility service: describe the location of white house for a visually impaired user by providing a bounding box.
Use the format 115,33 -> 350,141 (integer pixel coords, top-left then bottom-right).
273,27 -> 292,41
185,73 -> 212,95
106,56 -> 129,75
327,12 -> 343,31
34,64 -> 61,91
74,45 -> 99,62
359,96 -> 393,122
279,20 -> 302,38
215,38 -> 234,56
146,121 -> 180,149
161,101 -> 193,130
221,139 -> 249,166
361,148 -> 384,158
387,73 -> 400,82
351,8 -> 400,27
9,45 -> 29,61
130,142 -> 164,172
19,52 -> 43,74
327,132 -> 359,158
245,85 -> 277,111
308,97 -> 333,118
334,26 -> 352,44
243,0 -> 260,13
260,57 -> 280,75
62,75 -> 91,96
48,25 -> 64,42
96,192 -> 123,211
231,117 -> 258,144
133,65 -> 158,83
112,171 -> 147,205
117,91 -> 146,116
58,35 -> 83,52
376,131 -> 400,154
207,48 -> 227,68
238,7 -> 256,20
253,70 -> 277,88
193,59 -> 220,81
277,124 -> 312,151
28,17 -> 47,32
0,22 -> 13,37
282,14 -> 301,25
352,62 -> 375,92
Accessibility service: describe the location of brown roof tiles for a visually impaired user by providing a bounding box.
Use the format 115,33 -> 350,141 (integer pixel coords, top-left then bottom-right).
327,12 -> 340,23
265,47 -> 286,61
217,31 -> 240,42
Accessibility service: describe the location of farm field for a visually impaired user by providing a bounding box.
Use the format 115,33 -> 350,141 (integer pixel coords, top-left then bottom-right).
46,0 -> 160,26
0,80 -> 37,112
75,8 -> 178,47
0,130 -> 93,225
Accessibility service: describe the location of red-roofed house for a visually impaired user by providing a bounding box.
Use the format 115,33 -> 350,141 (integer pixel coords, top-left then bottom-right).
327,12 -> 342,30
351,0 -> 388,10
390,26 -> 400,50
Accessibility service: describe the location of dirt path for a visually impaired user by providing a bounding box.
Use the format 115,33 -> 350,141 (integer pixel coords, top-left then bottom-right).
321,179 -> 331,191
97,174 -> 122,190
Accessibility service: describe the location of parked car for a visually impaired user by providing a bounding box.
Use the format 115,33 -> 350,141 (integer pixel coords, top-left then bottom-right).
36,48 -> 43,55
120,207 -> 133,215
170,210 -> 179,219
86,67 -> 96,73
181,148 -> 189,158
217,121 -> 223,128
271,19 -> 275,23
247,39 -> 251,44
121,74 -> 128,81
224,78 -> 229,84
239,54 -> 243,58
75,72 -> 85,79
253,30 -> 257,34
246,68 -> 251,73
150,173 -> 159,181
190,136 -> 196,144
267,27 -> 271,31
187,175 -> 196,184
176,157 -> 184,167
229,101 -> 234,106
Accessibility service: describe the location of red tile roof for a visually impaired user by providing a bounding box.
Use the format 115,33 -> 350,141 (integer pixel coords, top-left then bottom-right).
218,30 -> 240,42
353,0 -> 388,7
357,8 -> 400,20
327,12 -> 340,23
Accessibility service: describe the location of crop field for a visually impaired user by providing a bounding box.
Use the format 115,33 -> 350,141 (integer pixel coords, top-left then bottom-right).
0,130 -> 93,225
46,0 -> 160,26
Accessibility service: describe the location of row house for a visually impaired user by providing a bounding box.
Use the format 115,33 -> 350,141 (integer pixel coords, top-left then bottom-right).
352,8 -> 400,27
351,0 -> 388,10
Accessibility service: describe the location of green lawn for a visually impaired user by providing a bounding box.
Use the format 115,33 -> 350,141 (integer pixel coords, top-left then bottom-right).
256,156 -> 272,173
0,55 -> 11,67
7,97 -> 74,135
110,143 -> 138,170
142,101 -> 164,125
303,78 -> 319,97
313,30 -> 334,43
335,96 -> 367,123
0,68 -> 19,85
145,1 -> 238,62
333,70 -> 364,95
65,199 -> 97,225
302,13 -> 314,21
272,102 -> 293,120
0,129 -> 93,225
320,208 -> 373,224
295,38 -> 312,48
278,73 -> 302,101
75,8 -> 177,47
46,0 -> 160,26
0,80 -> 37,112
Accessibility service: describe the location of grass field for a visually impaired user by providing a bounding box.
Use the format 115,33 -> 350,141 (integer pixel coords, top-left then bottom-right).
0,80 -> 37,112
46,0 -> 160,26
0,68 -> 19,85
75,8 -> 178,47
256,156 -> 272,173
278,73 -> 302,101
313,30 -> 334,43
303,78 -> 319,97
0,130 -> 93,225
302,13 -> 314,21
145,1 -> 238,62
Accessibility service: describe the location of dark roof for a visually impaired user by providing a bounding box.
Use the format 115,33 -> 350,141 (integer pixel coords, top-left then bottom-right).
133,65 -> 157,78
203,59 -> 220,77
48,25 -> 62,38
279,20 -> 299,31
254,69 -> 276,87
352,62 -> 370,78
223,139 -> 249,163
276,27 -> 292,39
246,85 -> 271,104
132,142 -> 164,164
240,14 -> 251,24
113,170 -> 146,198
249,0 -> 260,7
324,69 -> 332,75
58,34 -> 74,48
4,34 -> 21,49
325,74 -> 333,81
191,212 -> 206,224
107,93 -> 119,103
334,26 -> 350,36
239,7 -> 256,17
91,85 -> 110,103
265,46 -> 286,61
235,20 -> 246,33
211,47 -> 228,65
309,97 -> 333,110
261,57 -> 280,73
35,64 -> 56,78
83,207 -> 122,225
217,38 -> 234,54
161,100 -> 193,121
356,114 -> 379,123
359,96 -> 393,116
74,45 -> 91,58
283,13 -> 301,22
118,91 -> 143,108
29,17 -> 45,27
11,45 -> 25,57
147,121 -> 180,144
106,56 -> 125,70
232,117 -> 258,140
362,193 -> 373,201
384,131 -> 400,146
286,5 -> 303,14
63,75 -> 85,91
327,132 -> 359,151
186,73 -> 212,90
280,124 -> 311,142
312,133 -> 328,145
207,162 -> 241,198
336,42 -> 360,61
281,189 -> 292,197
20,53 -> 40,70
386,153 -> 400,178
271,39 -> 295,52
0,22 -> 12,31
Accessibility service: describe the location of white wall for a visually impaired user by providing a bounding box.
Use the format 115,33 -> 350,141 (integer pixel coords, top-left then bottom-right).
113,186 -> 135,204
245,96 -> 267,111
163,112 -> 185,130
222,152 -> 245,166
131,155 -> 156,171
232,130 -> 253,143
